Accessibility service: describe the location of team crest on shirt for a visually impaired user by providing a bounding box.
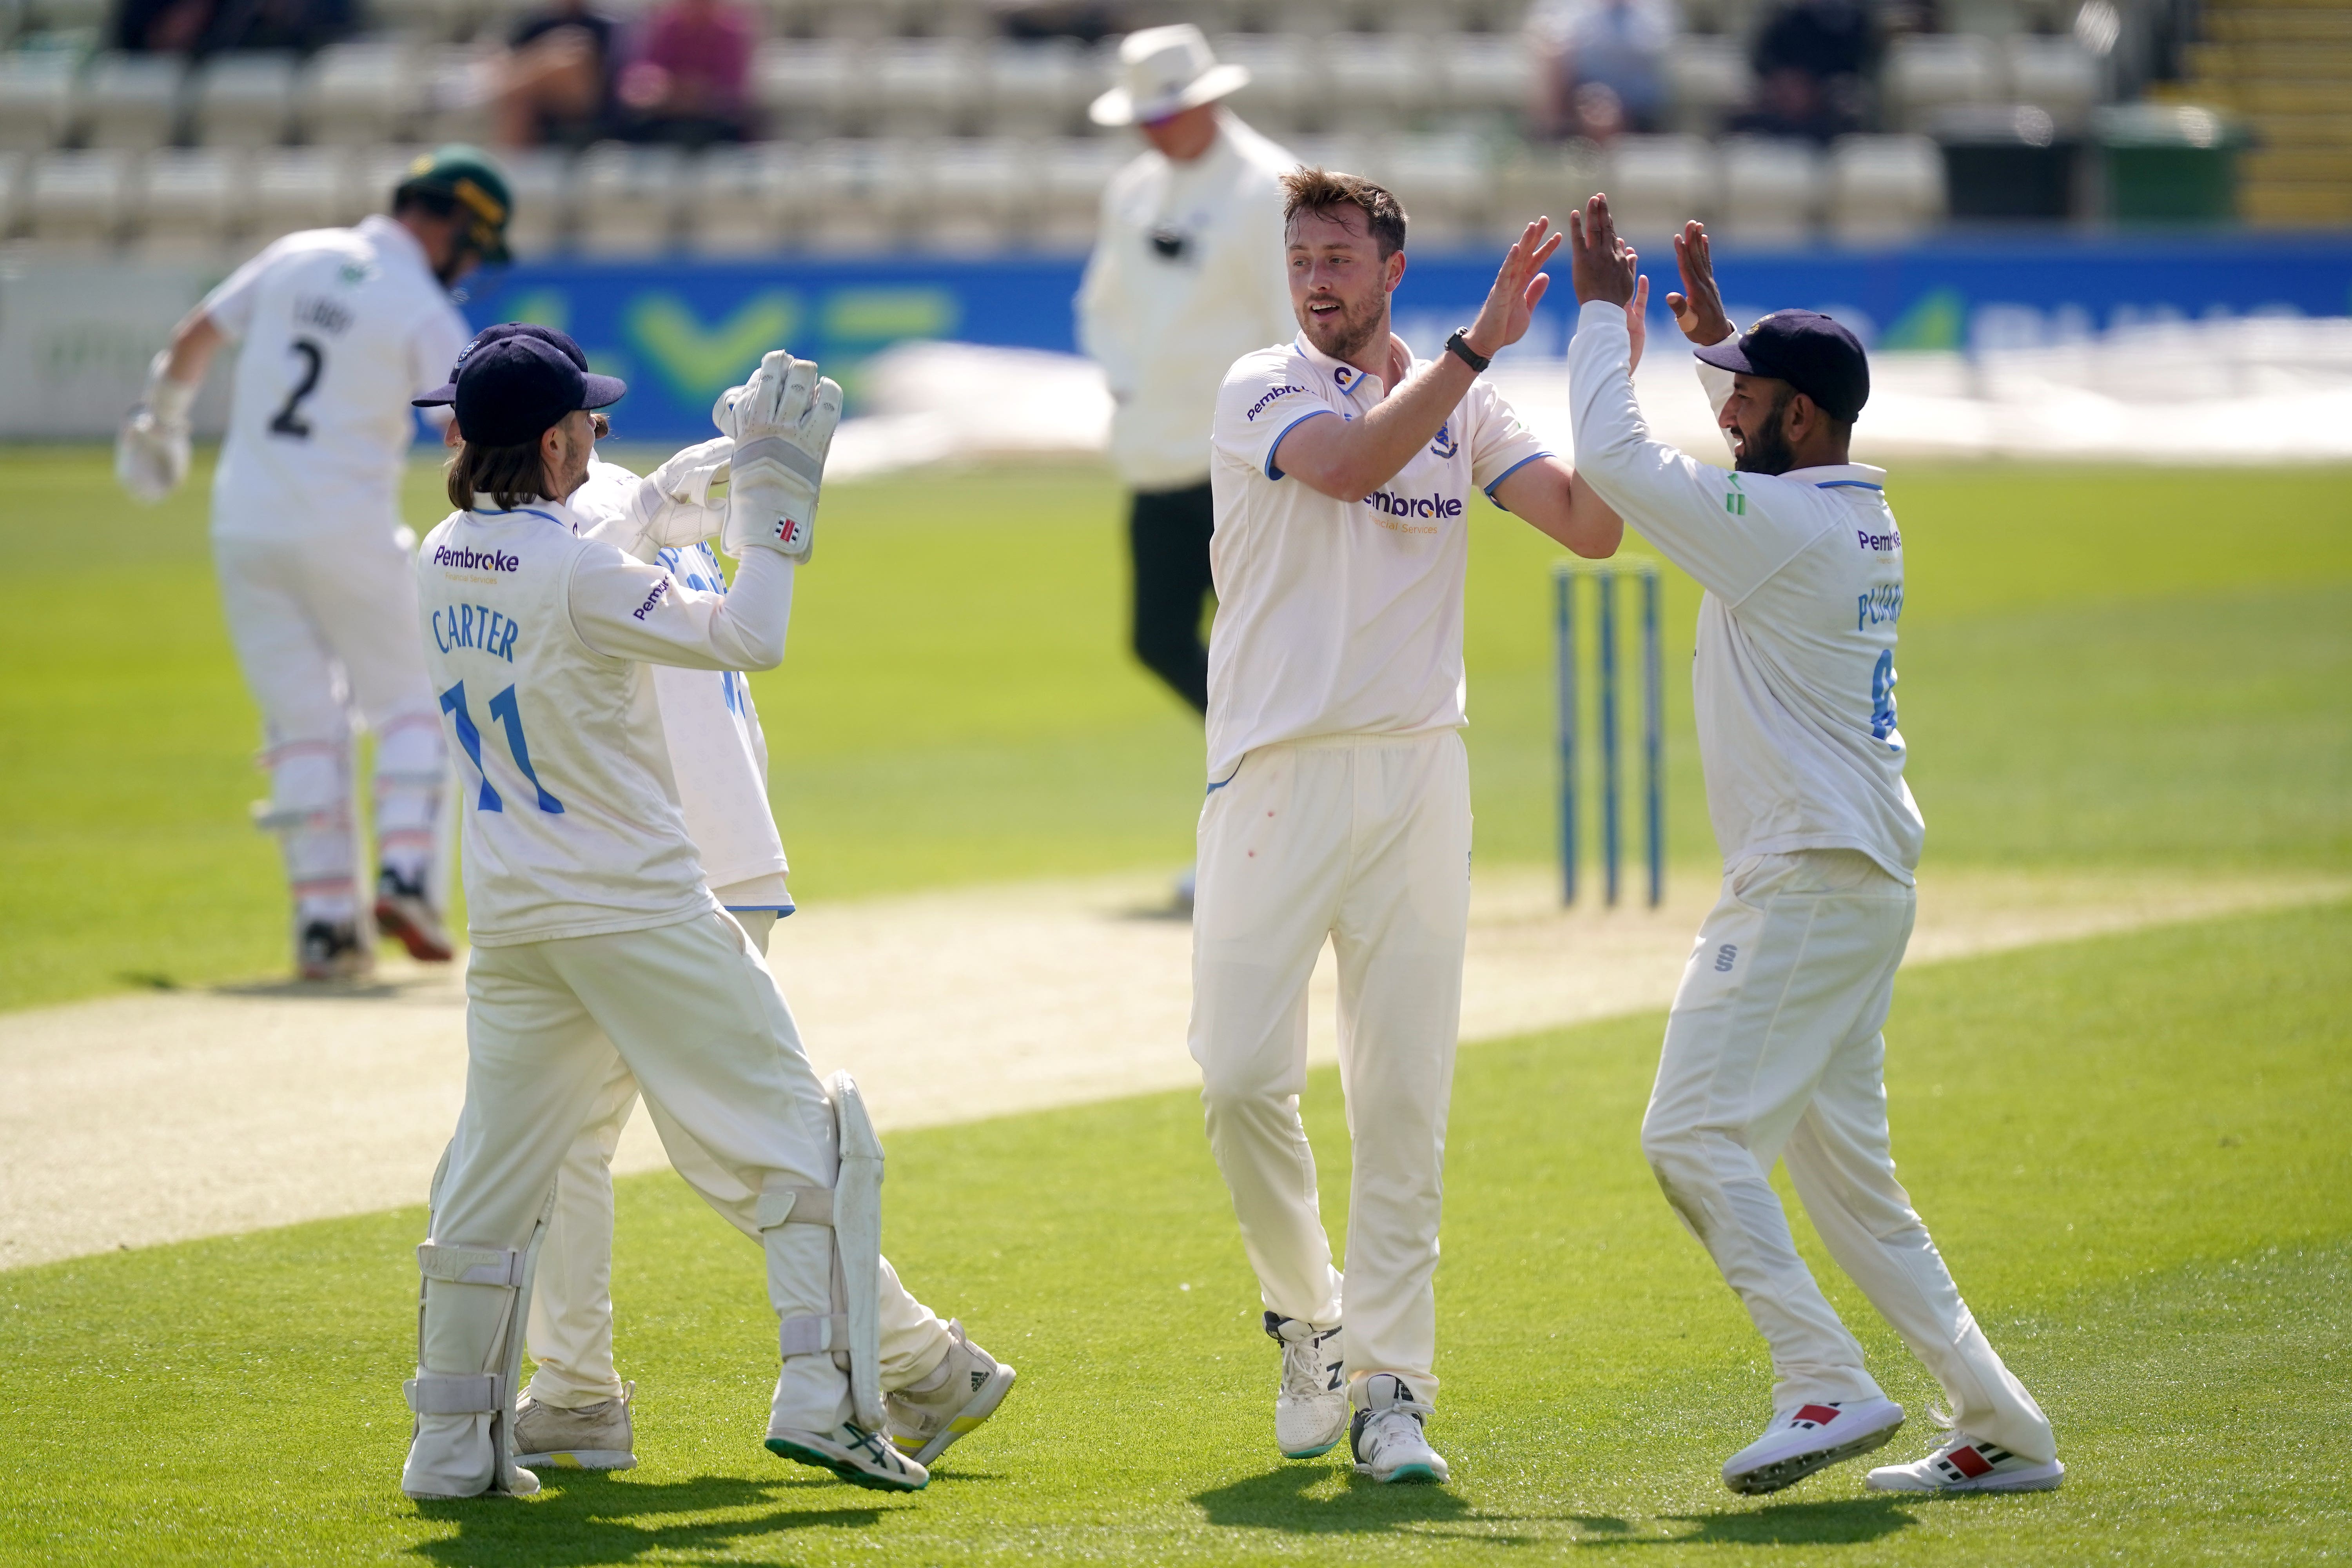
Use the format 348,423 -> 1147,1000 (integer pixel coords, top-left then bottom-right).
1430,421 -> 1458,459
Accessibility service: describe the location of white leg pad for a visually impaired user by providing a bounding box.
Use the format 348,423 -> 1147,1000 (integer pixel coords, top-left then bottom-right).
759,1073 -> 885,1432
403,1183 -> 554,1498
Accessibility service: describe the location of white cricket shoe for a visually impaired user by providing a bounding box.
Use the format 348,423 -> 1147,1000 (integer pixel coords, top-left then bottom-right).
514,1381 -> 636,1470
1265,1312 -> 1348,1459
766,1421 -> 929,1492
1722,1396 -> 1906,1495
375,868 -> 455,962
1349,1373 -> 1449,1484
1867,1431 -> 2065,1494
887,1320 -> 1017,1466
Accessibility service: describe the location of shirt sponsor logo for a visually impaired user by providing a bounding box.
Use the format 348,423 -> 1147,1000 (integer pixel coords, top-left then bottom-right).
432,603 -> 518,662
1363,490 -> 1464,521
1855,527 -> 1902,552
1245,384 -> 1308,421
434,543 -> 520,573
632,578 -> 671,620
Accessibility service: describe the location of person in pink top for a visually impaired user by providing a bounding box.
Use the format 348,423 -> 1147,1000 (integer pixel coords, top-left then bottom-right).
615,0 -> 755,143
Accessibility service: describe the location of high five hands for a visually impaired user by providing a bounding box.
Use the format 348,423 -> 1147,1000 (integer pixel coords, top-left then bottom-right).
1666,219 -> 1734,347
1463,216 -> 1564,359
1564,194 -> 1653,369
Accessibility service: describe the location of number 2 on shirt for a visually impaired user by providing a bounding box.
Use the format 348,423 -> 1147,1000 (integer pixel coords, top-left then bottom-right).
440,680 -> 565,814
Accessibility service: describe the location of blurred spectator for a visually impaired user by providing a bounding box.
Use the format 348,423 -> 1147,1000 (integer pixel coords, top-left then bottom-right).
995,0 -> 1121,42
1728,0 -> 1875,142
1528,0 -> 1676,141
494,0 -> 618,147
115,0 -> 351,53
615,0 -> 757,146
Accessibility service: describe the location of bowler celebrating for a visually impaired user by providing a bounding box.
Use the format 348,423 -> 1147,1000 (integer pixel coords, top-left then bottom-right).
1196,170 -> 1626,1484
1563,200 -> 2063,1496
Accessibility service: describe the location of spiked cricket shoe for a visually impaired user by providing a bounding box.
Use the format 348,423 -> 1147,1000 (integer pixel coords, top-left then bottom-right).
1265,1313 -> 1348,1459
297,917 -> 372,982
514,1382 -> 636,1470
375,868 -> 455,962
887,1320 -> 1016,1466
1350,1373 -> 1448,1484
766,1421 -> 929,1492
1867,1431 -> 2065,1494
1722,1396 -> 1906,1494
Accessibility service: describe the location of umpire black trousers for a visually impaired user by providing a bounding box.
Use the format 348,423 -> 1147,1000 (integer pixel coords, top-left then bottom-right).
1127,481 -> 1215,716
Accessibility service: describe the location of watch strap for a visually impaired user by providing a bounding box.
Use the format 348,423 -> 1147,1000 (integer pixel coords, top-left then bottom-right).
1445,328 -> 1491,373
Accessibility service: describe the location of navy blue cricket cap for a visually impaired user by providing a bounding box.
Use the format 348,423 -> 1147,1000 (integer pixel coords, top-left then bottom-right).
1694,310 -> 1869,423
448,335 -> 627,448
412,321 -> 588,407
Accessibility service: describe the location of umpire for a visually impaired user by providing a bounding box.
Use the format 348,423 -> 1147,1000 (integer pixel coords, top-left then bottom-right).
1077,25 -> 1297,896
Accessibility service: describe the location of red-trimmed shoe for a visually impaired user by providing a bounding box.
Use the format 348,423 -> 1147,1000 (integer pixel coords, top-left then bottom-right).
1867,1431 -> 2065,1494
374,868 -> 455,962
1722,1396 -> 1906,1494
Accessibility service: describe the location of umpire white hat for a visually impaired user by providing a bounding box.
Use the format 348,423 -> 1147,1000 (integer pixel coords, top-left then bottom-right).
1089,24 -> 1250,127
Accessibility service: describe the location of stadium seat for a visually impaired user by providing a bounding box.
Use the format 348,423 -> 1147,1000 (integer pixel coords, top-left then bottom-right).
1324,33 -> 1437,132
348,143 -> 430,222
1668,34 -> 1751,134
756,39 -> 869,140
137,146 -> 247,257
801,137 -> 920,253
1716,135 -> 1823,242
2004,34 -> 2103,130
370,0 -> 472,41
190,52 -> 298,149
1883,33 -> 2001,131
922,136 -> 1034,253
1827,132 -> 1945,242
576,142 -> 682,257
416,43 -> 499,145
984,38 -> 1093,138
871,38 -> 983,139
27,147 -> 136,246
1284,131 -> 1372,179
0,54 -> 77,152
1377,130 -> 1488,248
1602,132 -> 1718,234
0,149 -> 27,237
298,42 -> 419,147
1441,32 -> 1537,120
685,141 -> 802,255
79,53 -> 185,151
248,147 -> 350,242
1216,34 -> 1322,134
497,146 -> 575,256
1487,140 -> 1600,241
1037,135 -> 1125,251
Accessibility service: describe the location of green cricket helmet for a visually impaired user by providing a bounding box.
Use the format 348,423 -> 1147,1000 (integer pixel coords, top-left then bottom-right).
394,144 -> 515,266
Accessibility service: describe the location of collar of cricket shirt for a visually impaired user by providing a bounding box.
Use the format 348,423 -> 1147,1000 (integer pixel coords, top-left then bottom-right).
1295,332 -> 1403,403
1784,462 -> 1889,491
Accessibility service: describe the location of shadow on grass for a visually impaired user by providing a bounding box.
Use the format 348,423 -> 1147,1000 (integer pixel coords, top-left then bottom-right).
1194,1464 -> 1478,1535
406,1471 -> 898,1566
1579,1498 -> 1920,1549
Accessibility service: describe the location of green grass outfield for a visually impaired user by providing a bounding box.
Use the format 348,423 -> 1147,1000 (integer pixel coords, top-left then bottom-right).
1,451 -> 2347,1012
2,903 -> 2346,1564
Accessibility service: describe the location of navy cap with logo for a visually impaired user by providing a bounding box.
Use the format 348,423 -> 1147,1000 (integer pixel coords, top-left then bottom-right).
1693,310 -> 1870,423
413,322 -> 588,408
450,335 -> 627,449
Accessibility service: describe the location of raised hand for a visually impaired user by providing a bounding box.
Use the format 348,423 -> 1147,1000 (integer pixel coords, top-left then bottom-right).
1627,270 -> 1650,372
1666,220 -> 1733,346
1465,216 -> 1564,358
1567,193 -> 1637,309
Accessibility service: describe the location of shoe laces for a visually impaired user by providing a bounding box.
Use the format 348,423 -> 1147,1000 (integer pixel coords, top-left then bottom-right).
1278,1331 -> 1339,1399
1357,1406 -> 1426,1456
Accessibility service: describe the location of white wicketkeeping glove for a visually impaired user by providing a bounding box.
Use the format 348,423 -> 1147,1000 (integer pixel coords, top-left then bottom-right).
635,434 -> 734,549
115,352 -> 195,503
722,350 -> 840,564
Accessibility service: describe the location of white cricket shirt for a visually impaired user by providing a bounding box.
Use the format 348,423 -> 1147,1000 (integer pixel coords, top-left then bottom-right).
415,494 -> 796,946
1564,298 -> 1924,881
570,458 -> 793,904
1204,334 -> 1551,782
203,216 -> 471,542
1076,112 -> 1299,492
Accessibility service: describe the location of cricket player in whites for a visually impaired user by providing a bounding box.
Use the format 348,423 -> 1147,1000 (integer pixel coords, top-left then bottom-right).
116,146 -> 512,979
1562,198 -> 2063,1496
410,324 -> 1013,1474
1197,171 -> 1628,1483
401,339 -> 1000,1499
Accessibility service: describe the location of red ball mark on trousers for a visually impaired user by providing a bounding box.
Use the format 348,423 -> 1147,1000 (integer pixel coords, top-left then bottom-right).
1247,850 -> 1256,857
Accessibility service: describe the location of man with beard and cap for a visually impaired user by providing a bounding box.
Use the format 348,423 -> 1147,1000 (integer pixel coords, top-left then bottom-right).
1563,201 -> 2064,1498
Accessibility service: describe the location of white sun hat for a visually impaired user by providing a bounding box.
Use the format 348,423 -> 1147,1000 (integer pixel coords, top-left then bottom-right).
1088,24 -> 1252,127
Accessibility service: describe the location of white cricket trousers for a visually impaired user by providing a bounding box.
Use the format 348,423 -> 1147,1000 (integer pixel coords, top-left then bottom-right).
1191,731 -> 1472,1405
1641,849 -> 2056,1464
404,911 -> 915,1495
523,911 -> 954,1411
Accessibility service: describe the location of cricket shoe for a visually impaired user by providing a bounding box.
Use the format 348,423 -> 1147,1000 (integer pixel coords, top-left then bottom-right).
1349,1373 -> 1449,1484
297,917 -> 373,982
375,868 -> 455,962
886,1320 -> 1016,1467
1867,1431 -> 2065,1495
514,1381 -> 636,1470
1265,1312 -> 1348,1459
1722,1396 -> 1906,1495
766,1421 -> 929,1492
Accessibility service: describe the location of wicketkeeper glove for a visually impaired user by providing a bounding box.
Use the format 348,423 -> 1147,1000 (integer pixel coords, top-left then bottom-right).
631,434 -> 734,549
722,350 -> 840,564
115,351 -> 196,503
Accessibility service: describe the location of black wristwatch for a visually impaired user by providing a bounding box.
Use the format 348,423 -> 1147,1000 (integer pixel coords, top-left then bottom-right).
1444,328 -> 1491,373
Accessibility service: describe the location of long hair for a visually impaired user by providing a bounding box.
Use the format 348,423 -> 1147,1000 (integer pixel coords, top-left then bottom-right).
445,437 -> 550,512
